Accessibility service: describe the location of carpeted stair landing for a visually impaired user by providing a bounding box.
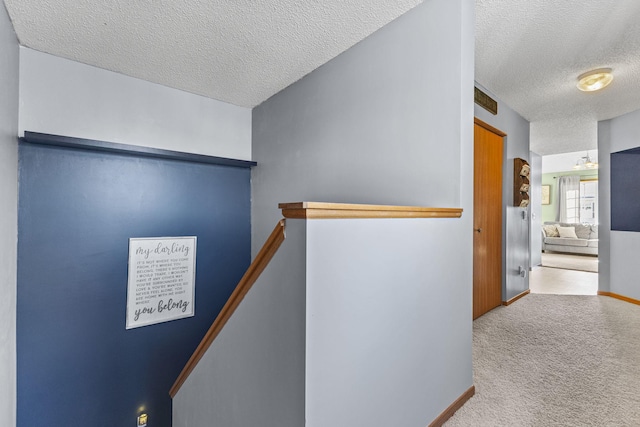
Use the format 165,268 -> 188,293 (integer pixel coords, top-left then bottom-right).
445,294 -> 640,426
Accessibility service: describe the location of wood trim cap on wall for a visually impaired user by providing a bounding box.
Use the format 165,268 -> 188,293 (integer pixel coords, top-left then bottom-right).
279,202 -> 463,219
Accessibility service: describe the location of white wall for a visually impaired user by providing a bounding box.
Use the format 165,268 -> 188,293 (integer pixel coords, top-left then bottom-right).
598,109 -> 640,299
542,150 -> 598,174
306,218 -> 471,426
0,4 -> 19,426
474,83 -> 531,300
19,48 -> 252,160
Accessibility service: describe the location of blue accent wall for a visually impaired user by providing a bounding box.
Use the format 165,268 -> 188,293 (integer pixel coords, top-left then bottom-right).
17,141 -> 252,426
611,148 -> 640,232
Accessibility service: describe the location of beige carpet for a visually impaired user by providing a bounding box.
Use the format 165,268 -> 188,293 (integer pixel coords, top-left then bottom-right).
541,252 -> 598,273
445,294 -> 640,426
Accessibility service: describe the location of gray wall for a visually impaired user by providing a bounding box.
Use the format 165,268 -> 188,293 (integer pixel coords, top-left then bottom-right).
0,4 -> 19,426
598,108 -> 640,299
174,216 -> 473,427
173,219 -> 307,427
19,48 -> 252,159
474,83 -> 531,300
597,120 -> 611,293
305,218 -> 471,426
252,0 -> 474,250
251,0 -> 474,423
530,151 -> 542,267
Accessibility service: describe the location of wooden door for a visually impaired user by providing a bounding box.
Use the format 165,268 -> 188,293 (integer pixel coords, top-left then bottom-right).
473,119 -> 504,319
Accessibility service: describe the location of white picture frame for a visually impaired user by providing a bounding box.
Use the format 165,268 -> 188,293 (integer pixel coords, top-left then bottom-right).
126,236 -> 197,329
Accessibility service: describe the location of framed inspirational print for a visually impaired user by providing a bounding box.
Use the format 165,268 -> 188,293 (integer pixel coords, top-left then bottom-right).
126,236 -> 197,329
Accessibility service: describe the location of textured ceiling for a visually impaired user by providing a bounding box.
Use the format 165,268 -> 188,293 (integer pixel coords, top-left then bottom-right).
476,0 -> 640,155
4,1 -> 640,154
3,0 -> 421,108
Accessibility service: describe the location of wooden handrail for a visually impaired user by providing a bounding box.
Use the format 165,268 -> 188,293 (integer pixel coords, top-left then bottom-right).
278,202 -> 463,219
170,203 -> 459,397
169,219 -> 286,397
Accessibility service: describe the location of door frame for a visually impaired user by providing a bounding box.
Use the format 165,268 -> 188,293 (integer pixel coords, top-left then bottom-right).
473,117 -> 506,318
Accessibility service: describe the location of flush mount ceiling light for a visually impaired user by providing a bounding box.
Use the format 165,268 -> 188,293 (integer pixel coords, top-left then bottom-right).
577,68 -> 613,92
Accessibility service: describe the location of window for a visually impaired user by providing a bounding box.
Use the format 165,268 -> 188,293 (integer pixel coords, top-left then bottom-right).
580,180 -> 598,224
564,189 -> 580,223
562,180 -> 598,224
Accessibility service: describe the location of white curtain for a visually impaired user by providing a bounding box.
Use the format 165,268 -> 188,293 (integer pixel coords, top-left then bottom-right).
557,175 -> 581,222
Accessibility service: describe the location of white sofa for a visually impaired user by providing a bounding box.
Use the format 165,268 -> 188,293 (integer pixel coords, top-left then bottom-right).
541,222 -> 598,256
